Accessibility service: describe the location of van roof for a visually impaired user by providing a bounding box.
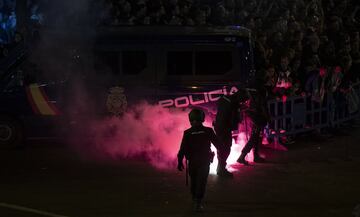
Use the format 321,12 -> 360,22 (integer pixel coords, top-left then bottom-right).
39,26 -> 251,49
96,26 -> 251,38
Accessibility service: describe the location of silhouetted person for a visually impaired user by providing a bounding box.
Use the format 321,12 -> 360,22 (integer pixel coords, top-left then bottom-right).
177,108 -> 220,212
237,88 -> 270,165
214,89 -> 250,177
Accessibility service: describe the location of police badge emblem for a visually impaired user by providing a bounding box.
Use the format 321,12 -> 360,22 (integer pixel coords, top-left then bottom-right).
106,87 -> 128,116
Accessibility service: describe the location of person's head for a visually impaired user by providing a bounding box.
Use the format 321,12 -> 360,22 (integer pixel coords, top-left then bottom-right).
270,31 -> 283,47
188,108 -> 205,127
306,31 -> 320,52
274,18 -> 288,34
350,31 -> 359,53
254,17 -> 263,30
339,33 -> 351,53
135,1 -> 147,17
202,5 -> 211,17
286,48 -> 296,61
245,16 -> 255,30
257,31 -> 267,44
169,0 -> 178,7
123,1 -> 132,15
283,9 -> 291,20
179,3 -> 190,14
319,35 -> 328,46
305,55 -> 319,71
291,58 -> 301,74
230,88 -> 250,104
266,64 -> 275,77
224,0 -> 235,9
323,40 -> 335,57
293,30 -> 304,42
340,55 -> 352,72
350,31 -> 359,42
334,0 -> 348,15
328,15 -> 340,32
290,1 -> 297,15
288,19 -> 300,34
352,52 -> 360,64
194,9 -> 207,25
280,54 -> 290,71
245,0 -> 256,11
308,15 -> 320,27
290,39 -> 303,53
216,4 -> 227,16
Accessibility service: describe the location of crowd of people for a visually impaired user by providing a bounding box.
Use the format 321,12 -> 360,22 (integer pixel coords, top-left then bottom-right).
0,0 -> 23,61
3,1 -> 358,212
7,0 -> 360,125
16,0 -> 360,97
97,0 -> 360,104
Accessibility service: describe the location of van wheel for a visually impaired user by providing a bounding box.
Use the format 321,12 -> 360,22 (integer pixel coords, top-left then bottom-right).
0,116 -> 23,148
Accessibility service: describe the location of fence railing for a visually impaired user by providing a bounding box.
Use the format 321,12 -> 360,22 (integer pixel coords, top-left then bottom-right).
266,83 -> 360,139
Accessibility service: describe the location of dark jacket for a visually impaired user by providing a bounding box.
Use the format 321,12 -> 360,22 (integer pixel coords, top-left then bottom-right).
177,125 -> 220,165
246,91 -> 270,127
214,95 -> 241,131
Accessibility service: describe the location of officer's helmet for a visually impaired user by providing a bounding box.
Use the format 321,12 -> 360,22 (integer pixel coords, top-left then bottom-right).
231,88 -> 250,103
188,108 -> 205,124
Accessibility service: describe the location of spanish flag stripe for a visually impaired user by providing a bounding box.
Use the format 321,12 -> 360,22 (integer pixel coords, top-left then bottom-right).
26,87 -> 41,115
38,86 -> 61,115
29,84 -> 56,116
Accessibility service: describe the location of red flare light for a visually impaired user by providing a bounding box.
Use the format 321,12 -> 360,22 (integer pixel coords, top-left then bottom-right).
319,67 -> 326,77
335,66 -> 342,73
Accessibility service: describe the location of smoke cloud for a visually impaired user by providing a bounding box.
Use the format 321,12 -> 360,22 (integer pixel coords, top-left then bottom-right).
87,102 -> 191,169
75,104 -> 265,173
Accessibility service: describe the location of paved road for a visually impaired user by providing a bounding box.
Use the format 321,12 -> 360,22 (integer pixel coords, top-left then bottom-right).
1,128 -> 360,217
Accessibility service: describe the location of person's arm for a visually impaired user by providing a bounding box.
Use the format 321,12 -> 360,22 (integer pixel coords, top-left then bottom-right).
255,0 -> 264,16
351,6 -> 360,20
177,132 -> 188,171
263,1 -> 274,19
230,103 -> 242,130
209,128 -> 221,150
305,0 -> 317,18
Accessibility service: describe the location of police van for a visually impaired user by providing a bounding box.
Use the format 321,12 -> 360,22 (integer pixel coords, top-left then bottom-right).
0,26 -> 255,148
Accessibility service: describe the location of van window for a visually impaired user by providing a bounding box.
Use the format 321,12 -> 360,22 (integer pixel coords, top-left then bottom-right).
122,51 -> 147,75
167,51 -> 192,75
195,51 -> 232,75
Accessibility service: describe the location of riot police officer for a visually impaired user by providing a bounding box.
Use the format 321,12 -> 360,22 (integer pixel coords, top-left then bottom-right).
177,108 -> 220,212
237,88 -> 269,165
214,88 -> 250,177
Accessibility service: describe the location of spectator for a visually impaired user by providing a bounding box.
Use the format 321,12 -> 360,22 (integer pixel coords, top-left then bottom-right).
303,55 -> 321,99
254,31 -> 268,73
350,30 -> 359,56
350,51 -> 360,82
264,64 -> 277,98
274,53 -> 294,97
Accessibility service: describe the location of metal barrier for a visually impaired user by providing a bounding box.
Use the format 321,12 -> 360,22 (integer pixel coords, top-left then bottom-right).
266,83 -> 360,139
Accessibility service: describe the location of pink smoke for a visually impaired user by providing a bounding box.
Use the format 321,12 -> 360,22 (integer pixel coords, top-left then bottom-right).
89,102 -> 190,169
75,103 -> 285,173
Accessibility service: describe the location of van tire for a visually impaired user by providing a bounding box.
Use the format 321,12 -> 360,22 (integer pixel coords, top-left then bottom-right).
0,115 -> 24,148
